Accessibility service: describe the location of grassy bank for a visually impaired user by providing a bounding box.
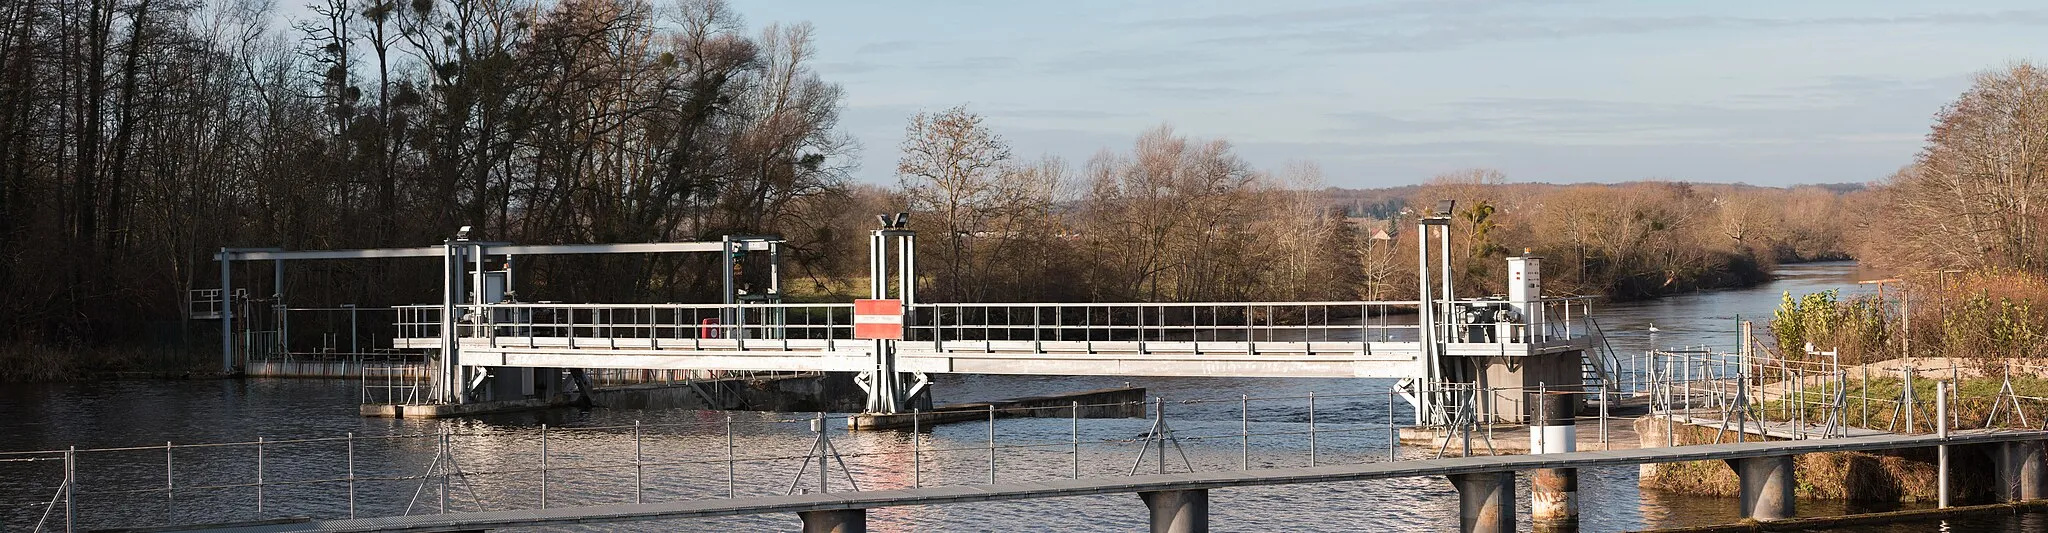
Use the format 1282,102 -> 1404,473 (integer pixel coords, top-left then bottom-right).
1636,419 -> 2000,503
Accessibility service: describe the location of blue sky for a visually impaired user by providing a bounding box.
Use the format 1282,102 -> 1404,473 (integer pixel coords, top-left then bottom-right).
739,1 -> 2046,188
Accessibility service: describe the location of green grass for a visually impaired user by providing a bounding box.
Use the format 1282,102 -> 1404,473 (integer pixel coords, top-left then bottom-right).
1755,375 -> 2048,431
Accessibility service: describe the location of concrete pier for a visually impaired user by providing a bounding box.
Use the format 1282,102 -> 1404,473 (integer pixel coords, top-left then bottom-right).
1730,455 -> 1795,521
1449,472 -> 1515,533
798,509 -> 866,533
1139,489 -> 1209,533
1995,440 -> 2048,502
1530,390 -> 1579,530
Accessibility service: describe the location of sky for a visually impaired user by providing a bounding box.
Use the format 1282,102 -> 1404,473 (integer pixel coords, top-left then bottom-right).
724,0 -> 2048,189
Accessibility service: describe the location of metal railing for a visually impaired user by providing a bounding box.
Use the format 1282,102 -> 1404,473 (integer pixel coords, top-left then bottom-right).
390,297 -> 1602,349
3,382 -> 1675,532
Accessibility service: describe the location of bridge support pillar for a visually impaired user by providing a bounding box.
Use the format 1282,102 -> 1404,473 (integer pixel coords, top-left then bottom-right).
1530,388 -> 1578,530
1138,489 -> 1209,533
1449,472 -> 1515,533
1996,440 -> 2048,502
798,508 -> 866,533
1729,455 -> 1795,521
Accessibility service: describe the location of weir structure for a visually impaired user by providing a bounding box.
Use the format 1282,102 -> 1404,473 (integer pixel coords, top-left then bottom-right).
198,203 -> 1617,426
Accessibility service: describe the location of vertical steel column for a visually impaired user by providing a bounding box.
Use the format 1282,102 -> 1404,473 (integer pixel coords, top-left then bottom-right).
1448,472 -> 1514,533
1139,489 -> 1209,533
722,235 -> 735,306
274,259 -> 286,360
1938,380 -> 1950,508
1440,216 -> 1453,341
1415,221 -> 1435,425
438,241 -> 457,403
220,249 -> 233,374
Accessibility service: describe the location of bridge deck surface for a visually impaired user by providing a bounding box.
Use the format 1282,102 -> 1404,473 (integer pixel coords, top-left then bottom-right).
186,429 -> 2047,533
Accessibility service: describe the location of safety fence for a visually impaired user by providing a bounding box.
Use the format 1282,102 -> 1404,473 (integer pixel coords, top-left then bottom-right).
4,383 -> 1644,532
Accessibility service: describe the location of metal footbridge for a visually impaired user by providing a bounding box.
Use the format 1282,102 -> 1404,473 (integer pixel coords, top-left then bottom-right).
185,429 -> 2048,533
390,299 -> 1597,379
207,211 -> 1616,421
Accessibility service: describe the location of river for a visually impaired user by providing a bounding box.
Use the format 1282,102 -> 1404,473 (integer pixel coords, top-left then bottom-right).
3,261 -> 2034,532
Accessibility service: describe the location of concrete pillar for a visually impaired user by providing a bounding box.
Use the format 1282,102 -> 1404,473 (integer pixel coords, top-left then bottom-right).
1138,489 -> 1209,533
1996,440 -> 2048,502
1729,455 -> 1795,521
798,509 -> 866,533
1530,389 -> 1578,530
1449,472 -> 1515,533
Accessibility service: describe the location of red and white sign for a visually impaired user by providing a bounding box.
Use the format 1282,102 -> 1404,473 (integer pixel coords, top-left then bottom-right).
853,299 -> 904,340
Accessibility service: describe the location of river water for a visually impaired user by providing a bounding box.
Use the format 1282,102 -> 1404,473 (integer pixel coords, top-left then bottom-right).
1,261 -> 2025,532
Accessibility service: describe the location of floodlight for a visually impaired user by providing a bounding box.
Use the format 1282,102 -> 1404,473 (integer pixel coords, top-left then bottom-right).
877,214 -> 893,228
894,212 -> 911,228
1433,200 -> 1456,217
455,225 -> 473,240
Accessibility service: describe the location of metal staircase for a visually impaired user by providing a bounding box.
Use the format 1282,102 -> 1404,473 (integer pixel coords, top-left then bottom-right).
1581,317 -> 1624,398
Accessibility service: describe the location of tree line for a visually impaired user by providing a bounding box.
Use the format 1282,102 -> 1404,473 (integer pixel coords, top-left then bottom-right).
1,0 -> 849,346
1778,61 -> 2048,365
0,0 -> 1862,372
881,106 -> 1854,306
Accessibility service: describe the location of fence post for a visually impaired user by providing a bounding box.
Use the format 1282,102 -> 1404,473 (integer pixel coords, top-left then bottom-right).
634,420 -> 644,504
987,404 -> 997,484
255,436 -> 265,516
1071,401 -> 1081,479
1308,391 -> 1317,467
733,414 -> 741,498
65,446 -> 75,533
439,430 -> 449,514
540,424 -> 549,508
1388,387 -> 1398,461
164,441 -> 174,511
905,407 -> 920,488
347,433 -> 356,518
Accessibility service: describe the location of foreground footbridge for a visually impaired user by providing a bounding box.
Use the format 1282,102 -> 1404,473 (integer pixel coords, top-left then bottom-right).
181,429 -> 2048,533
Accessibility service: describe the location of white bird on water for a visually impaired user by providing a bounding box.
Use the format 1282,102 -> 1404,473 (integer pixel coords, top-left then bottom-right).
1648,323 -> 1660,333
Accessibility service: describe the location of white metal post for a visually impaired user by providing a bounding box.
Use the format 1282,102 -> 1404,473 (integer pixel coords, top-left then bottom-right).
220,250 -> 233,374
1416,220 -> 1435,425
